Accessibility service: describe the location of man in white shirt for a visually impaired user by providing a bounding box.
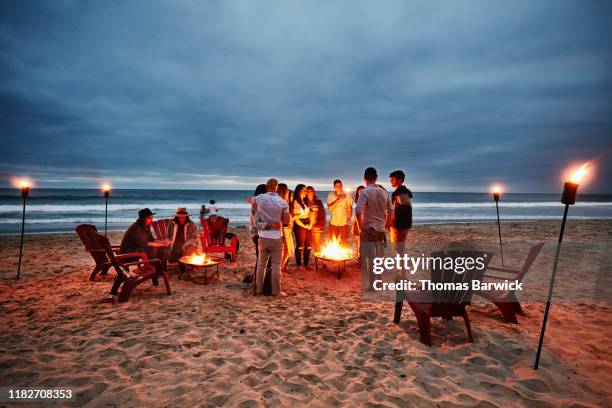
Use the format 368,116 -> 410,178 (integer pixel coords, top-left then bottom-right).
326,179 -> 352,244
248,178 -> 290,296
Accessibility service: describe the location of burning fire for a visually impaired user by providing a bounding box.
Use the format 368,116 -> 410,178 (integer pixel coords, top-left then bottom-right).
568,162 -> 589,184
187,253 -> 210,265
318,235 -> 353,260
491,185 -> 502,195
102,183 -> 111,193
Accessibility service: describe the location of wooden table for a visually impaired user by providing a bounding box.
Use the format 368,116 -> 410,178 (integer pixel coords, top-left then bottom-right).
179,255 -> 222,285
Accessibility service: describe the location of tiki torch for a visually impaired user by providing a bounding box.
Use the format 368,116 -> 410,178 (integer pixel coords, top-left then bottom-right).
534,162 -> 589,370
492,185 -> 504,266
102,184 -> 111,236
16,180 -> 30,280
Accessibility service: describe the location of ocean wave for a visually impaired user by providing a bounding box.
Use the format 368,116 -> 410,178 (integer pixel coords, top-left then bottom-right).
0,202 -> 252,213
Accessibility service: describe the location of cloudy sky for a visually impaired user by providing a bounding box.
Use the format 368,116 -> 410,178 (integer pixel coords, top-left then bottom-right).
1,0 -> 611,192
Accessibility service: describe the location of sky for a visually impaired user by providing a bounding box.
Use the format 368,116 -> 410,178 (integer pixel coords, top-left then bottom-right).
0,0 -> 611,193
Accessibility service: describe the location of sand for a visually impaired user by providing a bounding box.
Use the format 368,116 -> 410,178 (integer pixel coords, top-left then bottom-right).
0,220 -> 610,407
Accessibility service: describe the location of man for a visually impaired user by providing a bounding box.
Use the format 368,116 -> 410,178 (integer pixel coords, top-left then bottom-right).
208,200 -> 218,216
355,167 -> 393,290
248,178 -> 290,296
167,207 -> 199,274
108,208 -> 164,303
326,179 -> 352,244
389,170 -> 413,255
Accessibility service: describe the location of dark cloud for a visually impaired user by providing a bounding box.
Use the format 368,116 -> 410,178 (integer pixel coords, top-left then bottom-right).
0,0 -> 611,192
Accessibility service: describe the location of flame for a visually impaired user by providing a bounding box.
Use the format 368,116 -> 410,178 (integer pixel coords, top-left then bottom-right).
187,253 -> 209,265
19,180 -> 30,189
318,235 -> 353,260
491,184 -> 502,195
102,183 -> 111,192
568,162 -> 589,184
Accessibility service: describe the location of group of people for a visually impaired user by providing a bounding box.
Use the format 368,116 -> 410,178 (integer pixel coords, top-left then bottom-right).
248,167 -> 413,296
105,204 -> 213,302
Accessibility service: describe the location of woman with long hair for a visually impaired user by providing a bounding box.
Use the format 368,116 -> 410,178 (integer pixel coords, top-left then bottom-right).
306,186 -> 326,255
277,183 -> 294,273
352,185 -> 365,257
291,184 -> 311,268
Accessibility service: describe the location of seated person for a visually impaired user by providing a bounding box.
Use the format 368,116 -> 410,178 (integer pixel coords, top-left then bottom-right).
107,208 -> 163,303
167,207 -> 199,273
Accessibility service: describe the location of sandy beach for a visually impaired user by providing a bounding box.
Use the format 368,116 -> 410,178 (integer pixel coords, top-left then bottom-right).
0,220 -> 610,407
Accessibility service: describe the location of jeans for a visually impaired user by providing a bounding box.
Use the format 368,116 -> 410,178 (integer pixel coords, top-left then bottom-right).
389,227 -> 409,255
293,224 -> 311,266
256,237 -> 283,295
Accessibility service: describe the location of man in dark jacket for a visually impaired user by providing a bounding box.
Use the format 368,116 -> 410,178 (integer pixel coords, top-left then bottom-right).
389,170 -> 413,255
105,208 -> 164,303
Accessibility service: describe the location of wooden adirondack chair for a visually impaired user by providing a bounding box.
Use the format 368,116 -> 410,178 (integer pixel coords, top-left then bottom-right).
200,216 -> 238,261
94,232 -> 172,302
76,224 -> 121,281
394,250 -> 493,346
152,219 -> 172,240
475,242 -> 545,323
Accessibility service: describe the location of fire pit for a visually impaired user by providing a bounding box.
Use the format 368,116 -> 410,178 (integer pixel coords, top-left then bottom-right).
179,253 -> 222,285
314,236 -> 355,279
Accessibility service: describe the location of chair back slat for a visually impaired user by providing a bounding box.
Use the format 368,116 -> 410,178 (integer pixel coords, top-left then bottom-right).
94,232 -> 129,276
515,242 -> 545,282
206,216 -> 229,245
152,219 -> 172,240
76,224 -> 109,265
430,250 -> 493,306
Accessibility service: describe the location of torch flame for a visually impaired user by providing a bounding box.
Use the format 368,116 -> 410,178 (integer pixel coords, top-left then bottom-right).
491,185 -> 502,194
19,180 -> 30,189
568,163 -> 589,184
318,235 -> 353,260
102,183 -> 111,192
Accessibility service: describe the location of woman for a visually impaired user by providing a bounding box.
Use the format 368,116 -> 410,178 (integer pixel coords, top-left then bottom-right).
247,184 -> 268,285
291,184 -> 311,268
352,185 -> 365,257
167,207 -> 199,276
306,186 -> 326,255
277,183 -> 294,273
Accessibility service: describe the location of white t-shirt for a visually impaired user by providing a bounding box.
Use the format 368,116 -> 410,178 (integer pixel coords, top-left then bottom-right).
327,191 -> 353,226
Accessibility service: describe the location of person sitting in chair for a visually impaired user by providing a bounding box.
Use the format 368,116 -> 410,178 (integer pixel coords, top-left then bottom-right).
167,207 -> 199,274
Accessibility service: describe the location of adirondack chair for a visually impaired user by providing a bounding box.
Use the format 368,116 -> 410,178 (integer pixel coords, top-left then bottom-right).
94,232 -> 172,302
475,242 -> 545,323
76,224 -> 121,281
394,250 -> 493,346
152,219 -> 172,240
200,216 -> 238,261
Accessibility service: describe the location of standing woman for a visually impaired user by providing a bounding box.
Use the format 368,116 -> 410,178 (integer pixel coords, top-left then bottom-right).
352,186 -> 365,257
306,186 -> 326,255
291,184 -> 311,268
277,183 -> 294,273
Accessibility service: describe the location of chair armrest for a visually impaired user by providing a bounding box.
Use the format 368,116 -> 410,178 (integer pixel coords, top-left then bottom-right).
121,258 -> 162,268
487,265 -> 520,274
115,252 -> 149,261
483,273 -> 517,280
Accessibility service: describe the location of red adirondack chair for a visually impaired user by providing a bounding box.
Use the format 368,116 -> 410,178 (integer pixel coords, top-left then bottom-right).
76,224 -> 121,281
94,232 -> 172,302
152,219 -> 172,240
200,216 -> 238,261
394,250 -> 493,346
475,242 -> 545,323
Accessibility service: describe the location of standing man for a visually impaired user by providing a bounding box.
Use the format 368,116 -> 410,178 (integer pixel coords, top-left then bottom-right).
327,179 -> 352,244
248,178 -> 290,296
355,168 -> 393,290
389,170 -> 413,255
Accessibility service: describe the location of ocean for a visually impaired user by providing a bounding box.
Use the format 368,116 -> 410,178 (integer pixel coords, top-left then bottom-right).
0,188 -> 611,234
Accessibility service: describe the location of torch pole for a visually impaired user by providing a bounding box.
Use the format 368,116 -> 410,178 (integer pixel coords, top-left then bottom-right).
17,190 -> 27,280
534,203 -> 569,369
104,193 -> 109,236
495,199 -> 504,266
